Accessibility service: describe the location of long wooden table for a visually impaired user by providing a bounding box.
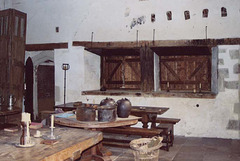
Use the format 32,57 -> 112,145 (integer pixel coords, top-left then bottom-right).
54,112 -> 140,160
0,127 -> 102,161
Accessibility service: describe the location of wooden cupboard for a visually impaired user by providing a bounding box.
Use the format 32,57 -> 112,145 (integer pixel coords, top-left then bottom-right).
0,9 -> 26,109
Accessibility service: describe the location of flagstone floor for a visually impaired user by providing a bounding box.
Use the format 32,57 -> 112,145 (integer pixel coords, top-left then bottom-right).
106,136 -> 240,161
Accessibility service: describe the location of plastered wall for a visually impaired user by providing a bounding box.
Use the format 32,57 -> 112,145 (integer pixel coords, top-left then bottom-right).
10,0 -> 240,44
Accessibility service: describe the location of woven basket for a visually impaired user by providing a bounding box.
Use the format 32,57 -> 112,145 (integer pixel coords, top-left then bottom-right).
130,137 -> 163,161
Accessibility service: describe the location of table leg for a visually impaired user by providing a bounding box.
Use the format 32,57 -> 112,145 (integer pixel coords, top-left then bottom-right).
96,142 -> 112,157
149,114 -> 157,129
94,142 -> 112,161
141,114 -> 148,128
80,142 -> 112,161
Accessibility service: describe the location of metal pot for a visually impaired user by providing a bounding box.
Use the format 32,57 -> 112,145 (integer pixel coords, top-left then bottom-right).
100,97 -> 116,108
117,98 -> 132,118
76,104 -> 97,121
98,105 -> 116,122
98,98 -> 117,122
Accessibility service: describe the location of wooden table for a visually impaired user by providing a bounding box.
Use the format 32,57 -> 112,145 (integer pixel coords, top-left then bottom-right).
54,102 -> 169,129
0,127 -> 102,161
54,112 -> 140,160
54,112 -> 140,129
130,106 -> 169,128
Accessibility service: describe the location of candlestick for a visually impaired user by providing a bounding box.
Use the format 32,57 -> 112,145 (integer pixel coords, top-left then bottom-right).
21,112 -> 31,122
51,115 -> 55,128
18,112 -> 35,147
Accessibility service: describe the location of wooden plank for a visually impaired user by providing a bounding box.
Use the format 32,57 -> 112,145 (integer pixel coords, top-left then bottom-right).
162,62 -> 181,81
140,46 -> 154,92
72,38 -> 240,49
106,81 -> 141,85
106,62 -> 121,83
188,62 -> 204,80
25,43 -> 68,51
126,61 -> 141,79
103,127 -> 162,137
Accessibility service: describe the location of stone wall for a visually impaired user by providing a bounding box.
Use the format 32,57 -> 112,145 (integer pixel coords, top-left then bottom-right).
218,45 -> 240,136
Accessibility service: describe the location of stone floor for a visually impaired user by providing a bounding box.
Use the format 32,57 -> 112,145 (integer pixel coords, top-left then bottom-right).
106,136 -> 240,161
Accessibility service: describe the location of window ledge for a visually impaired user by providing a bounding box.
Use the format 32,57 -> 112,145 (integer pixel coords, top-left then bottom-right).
82,90 -> 216,99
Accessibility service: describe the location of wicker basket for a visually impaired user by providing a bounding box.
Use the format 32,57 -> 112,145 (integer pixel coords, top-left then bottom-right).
130,137 -> 163,161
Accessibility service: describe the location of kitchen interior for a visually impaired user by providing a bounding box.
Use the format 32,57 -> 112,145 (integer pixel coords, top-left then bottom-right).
0,0 -> 239,161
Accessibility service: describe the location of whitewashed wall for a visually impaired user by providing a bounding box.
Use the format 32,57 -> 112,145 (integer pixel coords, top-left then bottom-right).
54,46 -> 100,105
0,0 -> 12,10
11,0 -> 240,44
53,45 -> 239,139
6,0 -> 240,139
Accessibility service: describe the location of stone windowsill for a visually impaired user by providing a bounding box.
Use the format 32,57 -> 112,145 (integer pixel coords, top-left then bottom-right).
82,90 -> 217,99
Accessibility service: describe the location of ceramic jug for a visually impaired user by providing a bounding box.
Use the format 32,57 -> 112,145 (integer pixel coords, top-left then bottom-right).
117,98 -> 132,118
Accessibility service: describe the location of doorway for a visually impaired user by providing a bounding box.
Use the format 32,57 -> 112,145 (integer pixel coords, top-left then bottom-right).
25,57 -> 34,120
25,51 -> 54,120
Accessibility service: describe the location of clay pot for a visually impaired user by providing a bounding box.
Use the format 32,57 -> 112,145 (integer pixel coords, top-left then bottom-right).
98,98 -> 117,122
117,98 -> 132,118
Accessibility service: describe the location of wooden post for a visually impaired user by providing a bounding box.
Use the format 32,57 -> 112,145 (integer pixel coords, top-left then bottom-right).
140,45 -> 154,92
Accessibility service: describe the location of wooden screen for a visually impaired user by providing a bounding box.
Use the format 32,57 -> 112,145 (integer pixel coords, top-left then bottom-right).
160,55 -> 211,92
101,55 -> 141,90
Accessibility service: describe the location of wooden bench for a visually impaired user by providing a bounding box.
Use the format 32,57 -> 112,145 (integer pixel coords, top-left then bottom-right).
102,126 -> 163,148
155,117 -> 180,151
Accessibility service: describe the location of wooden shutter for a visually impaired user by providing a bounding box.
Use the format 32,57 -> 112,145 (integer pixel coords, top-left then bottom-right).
101,55 -> 141,90
160,55 -> 211,92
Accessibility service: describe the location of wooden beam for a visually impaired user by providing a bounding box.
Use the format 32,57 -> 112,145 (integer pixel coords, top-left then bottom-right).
26,43 -> 68,51
140,46 -> 154,92
73,38 -> 240,49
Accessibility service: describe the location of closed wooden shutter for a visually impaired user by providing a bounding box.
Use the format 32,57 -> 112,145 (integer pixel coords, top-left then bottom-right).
160,55 -> 211,92
101,55 -> 141,90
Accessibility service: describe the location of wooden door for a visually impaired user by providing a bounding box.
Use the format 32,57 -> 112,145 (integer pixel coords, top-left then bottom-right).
37,65 -> 55,114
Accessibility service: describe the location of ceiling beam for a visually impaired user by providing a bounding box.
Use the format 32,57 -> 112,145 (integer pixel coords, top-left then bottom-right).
73,38 -> 240,49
